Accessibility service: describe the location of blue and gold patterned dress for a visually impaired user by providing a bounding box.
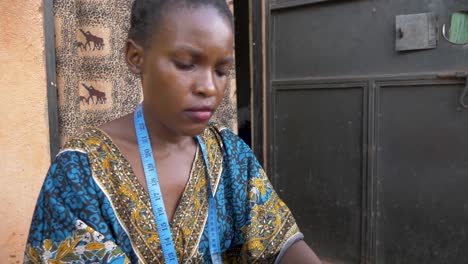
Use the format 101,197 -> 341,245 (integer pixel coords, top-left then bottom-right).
25,124 -> 303,263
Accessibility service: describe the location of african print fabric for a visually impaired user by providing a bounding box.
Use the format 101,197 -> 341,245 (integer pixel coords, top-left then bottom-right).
25,125 -> 302,263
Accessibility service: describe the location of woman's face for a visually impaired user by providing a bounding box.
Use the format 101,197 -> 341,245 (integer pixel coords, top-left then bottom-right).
136,5 -> 234,137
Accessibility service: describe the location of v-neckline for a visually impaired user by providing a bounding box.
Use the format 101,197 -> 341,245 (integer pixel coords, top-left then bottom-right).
92,127 -> 202,226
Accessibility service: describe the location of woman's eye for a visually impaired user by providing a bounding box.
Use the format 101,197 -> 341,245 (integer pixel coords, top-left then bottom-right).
174,60 -> 195,71
215,68 -> 230,77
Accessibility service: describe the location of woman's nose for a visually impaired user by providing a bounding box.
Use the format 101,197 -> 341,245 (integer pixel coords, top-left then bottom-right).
194,70 -> 217,97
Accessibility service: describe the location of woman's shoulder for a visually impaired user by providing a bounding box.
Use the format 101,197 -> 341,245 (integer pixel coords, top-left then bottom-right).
47,128 -> 103,171
203,122 -> 253,158
61,113 -> 134,154
49,127 -> 121,186
61,127 -> 111,154
202,122 -> 242,144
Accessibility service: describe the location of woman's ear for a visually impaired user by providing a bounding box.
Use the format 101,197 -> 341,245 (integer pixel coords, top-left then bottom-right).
126,39 -> 144,74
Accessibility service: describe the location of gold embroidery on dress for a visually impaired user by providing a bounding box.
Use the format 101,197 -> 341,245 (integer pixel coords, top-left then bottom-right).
62,125 -> 300,263
64,126 -> 224,263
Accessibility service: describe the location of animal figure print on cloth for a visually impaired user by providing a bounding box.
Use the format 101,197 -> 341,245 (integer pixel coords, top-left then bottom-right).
79,81 -> 112,110
75,27 -> 109,56
54,0 -> 238,145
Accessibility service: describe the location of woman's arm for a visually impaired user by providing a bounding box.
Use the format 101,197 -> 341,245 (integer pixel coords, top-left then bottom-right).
217,127 -> 322,263
25,150 -> 131,263
279,240 -> 322,264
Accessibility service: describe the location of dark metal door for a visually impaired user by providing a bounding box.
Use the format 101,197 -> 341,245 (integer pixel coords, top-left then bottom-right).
266,1 -> 468,263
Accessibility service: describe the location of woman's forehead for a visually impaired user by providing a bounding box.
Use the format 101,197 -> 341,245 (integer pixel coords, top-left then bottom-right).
151,5 -> 234,52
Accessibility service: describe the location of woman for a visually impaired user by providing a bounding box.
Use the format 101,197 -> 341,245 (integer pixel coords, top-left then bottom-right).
25,0 -> 321,263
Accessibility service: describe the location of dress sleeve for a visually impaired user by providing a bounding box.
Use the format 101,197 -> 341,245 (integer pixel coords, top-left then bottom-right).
24,150 -> 130,264
219,128 -> 304,263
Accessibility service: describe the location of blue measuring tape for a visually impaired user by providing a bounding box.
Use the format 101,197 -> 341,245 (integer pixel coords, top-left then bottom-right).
134,105 -> 221,263
196,136 -> 222,264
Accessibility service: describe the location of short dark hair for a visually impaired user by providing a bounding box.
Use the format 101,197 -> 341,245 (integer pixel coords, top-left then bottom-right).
128,0 -> 234,47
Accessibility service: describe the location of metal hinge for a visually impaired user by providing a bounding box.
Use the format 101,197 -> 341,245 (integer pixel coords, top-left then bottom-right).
437,72 -> 468,109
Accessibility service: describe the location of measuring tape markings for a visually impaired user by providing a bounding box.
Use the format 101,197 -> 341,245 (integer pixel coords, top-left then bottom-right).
135,105 -> 222,263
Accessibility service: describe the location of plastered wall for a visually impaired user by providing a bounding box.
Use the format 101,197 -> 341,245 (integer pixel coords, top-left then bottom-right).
0,1 -> 49,262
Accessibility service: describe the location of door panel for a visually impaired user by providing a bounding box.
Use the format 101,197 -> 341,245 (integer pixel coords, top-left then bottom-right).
377,82 -> 468,263
274,84 -> 365,263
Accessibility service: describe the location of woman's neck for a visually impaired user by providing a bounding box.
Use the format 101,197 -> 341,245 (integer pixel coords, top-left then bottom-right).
144,118 -> 195,152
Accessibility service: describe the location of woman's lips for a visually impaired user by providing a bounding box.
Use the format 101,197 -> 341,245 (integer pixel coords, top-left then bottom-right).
185,109 -> 213,122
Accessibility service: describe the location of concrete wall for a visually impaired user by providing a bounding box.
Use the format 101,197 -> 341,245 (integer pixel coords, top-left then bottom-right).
0,1 -> 50,262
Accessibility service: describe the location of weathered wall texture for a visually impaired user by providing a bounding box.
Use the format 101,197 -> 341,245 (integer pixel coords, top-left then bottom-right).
0,1 -> 49,263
